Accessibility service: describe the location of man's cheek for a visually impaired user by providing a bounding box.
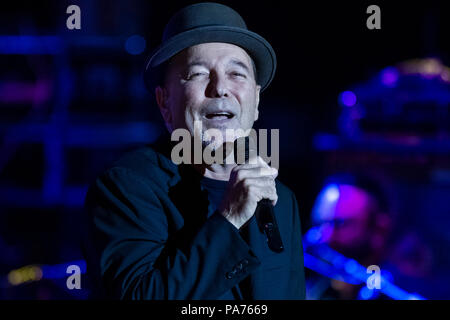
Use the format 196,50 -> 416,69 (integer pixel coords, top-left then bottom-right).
184,83 -> 203,99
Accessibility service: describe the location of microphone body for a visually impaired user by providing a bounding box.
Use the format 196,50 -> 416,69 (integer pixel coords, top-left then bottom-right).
234,136 -> 284,253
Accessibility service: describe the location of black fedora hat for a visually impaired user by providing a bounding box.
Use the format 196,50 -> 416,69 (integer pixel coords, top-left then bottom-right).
144,2 -> 276,93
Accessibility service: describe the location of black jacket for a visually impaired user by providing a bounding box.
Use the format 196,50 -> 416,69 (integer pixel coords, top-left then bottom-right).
83,143 -> 305,299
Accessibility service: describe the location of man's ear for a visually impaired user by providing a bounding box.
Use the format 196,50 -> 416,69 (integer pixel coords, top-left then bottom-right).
254,85 -> 261,121
155,86 -> 172,130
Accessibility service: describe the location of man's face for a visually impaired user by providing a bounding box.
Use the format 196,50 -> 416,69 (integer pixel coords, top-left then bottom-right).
156,42 -> 261,145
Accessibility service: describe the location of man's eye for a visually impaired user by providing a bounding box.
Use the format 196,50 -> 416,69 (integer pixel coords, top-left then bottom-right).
231,72 -> 247,78
187,72 -> 206,80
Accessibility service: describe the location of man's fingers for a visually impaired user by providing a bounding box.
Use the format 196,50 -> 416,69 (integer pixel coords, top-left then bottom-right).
234,168 -> 277,182
252,187 -> 278,203
242,176 -> 276,188
243,178 -> 277,202
232,164 -> 278,181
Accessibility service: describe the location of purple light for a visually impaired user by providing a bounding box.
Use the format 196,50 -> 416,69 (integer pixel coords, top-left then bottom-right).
339,91 -> 357,107
0,80 -> 51,104
381,67 -> 399,87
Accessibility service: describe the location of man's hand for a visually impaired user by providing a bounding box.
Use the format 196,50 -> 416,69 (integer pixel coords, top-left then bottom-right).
219,156 -> 278,229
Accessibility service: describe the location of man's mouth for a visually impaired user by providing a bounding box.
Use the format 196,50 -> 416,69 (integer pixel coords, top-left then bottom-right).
204,111 -> 235,120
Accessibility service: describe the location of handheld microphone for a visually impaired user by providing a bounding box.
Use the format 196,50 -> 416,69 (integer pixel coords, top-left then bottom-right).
234,136 -> 284,253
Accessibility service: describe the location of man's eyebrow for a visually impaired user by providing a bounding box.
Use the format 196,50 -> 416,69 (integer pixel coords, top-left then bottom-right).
185,60 -> 208,69
228,59 -> 251,73
182,59 -> 252,74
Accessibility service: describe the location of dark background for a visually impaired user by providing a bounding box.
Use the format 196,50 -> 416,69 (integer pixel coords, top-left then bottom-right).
0,0 -> 449,299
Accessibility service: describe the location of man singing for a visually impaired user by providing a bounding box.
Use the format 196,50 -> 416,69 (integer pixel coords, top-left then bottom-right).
84,2 -> 305,299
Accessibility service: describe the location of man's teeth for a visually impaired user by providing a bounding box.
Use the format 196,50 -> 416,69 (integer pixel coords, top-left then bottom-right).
206,112 -> 233,119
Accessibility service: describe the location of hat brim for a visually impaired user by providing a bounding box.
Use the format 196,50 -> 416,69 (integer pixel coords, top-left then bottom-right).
144,25 -> 276,92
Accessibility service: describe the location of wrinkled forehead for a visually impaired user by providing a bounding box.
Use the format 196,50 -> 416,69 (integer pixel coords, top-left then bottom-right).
169,42 -> 253,69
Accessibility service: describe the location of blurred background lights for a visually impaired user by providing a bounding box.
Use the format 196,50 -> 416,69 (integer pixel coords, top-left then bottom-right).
359,286 -> 376,300
339,91 -> 357,107
6,260 -> 86,287
344,259 -> 359,274
311,184 -> 340,224
397,58 -> 450,81
422,58 -> 442,77
441,70 -> 450,82
124,34 -> 146,55
306,227 -> 323,244
7,265 -> 43,286
381,66 -> 399,87
325,184 -> 340,202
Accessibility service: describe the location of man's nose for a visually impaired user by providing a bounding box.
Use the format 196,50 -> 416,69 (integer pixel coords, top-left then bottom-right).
206,73 -> 229,98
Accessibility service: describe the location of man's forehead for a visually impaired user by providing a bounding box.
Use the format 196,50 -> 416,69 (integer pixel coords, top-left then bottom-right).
173,42 -> 252,67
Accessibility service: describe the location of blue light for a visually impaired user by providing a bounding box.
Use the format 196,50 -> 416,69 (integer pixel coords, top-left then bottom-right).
303,235 -> 428,300
313,133 -> 340,151
306,227 -> 322,244
41,260 -> 86,279
359,286 -> 375,300
381,67 -> 399,87
344,259 -> 359,274
125,35 -> 146,55
339,91 -> 357,107
324,184 -> 340,202
0,36 -> 63,54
